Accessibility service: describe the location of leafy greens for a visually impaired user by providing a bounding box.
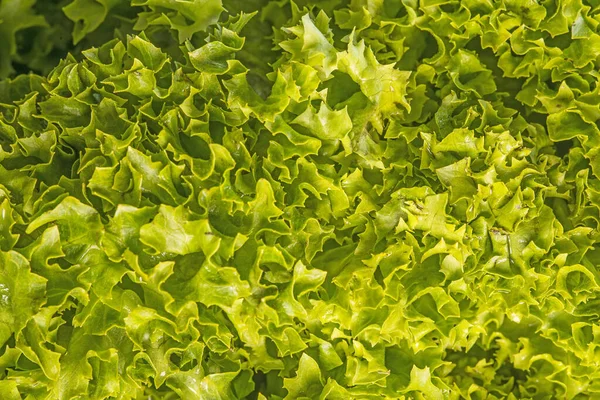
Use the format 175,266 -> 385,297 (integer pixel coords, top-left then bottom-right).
1,0 -> 600,398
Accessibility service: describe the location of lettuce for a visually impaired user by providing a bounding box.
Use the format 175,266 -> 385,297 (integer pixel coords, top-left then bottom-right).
1,0 -> 600,398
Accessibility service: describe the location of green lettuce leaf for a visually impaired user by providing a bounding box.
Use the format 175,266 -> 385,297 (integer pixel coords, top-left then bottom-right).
1,0 -> 600,398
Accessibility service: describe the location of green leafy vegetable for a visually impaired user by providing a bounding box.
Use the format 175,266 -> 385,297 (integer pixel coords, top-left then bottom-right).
1,0 -> 600,398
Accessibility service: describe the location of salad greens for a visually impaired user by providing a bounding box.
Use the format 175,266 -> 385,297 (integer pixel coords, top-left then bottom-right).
1,0 -> 600,398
